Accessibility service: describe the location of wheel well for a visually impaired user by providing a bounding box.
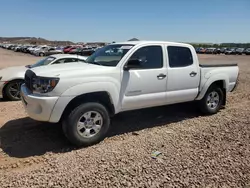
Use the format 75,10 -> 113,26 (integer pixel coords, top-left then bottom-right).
61,91 -> 115,122
211,80 -> 226,106
2,79 -> 24,97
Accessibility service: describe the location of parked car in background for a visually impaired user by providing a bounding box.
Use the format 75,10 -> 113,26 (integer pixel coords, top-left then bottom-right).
8,45 -> 16,50
225,48 -> 236,55
196,47 -> 205,54
32,46 -> 49,55
214,48 -> 221,54
244,48 -> 250,55
63,46 -> 83,54
10,45 -> 15,49
67,46 -> 83,54
204,48 -> 221,54
27,46 -> 38,54
200,48 -> 207,54
0,54 -> 88,101
14,45 -> 22,52
205,48 -> 217,54
63,46 -> 74,53
21,45 -> 33,53
35,46 -> 64,56
43,47 -> 64,56
235,48 -> 245,55
68,47 -> 94,54
77,49 -> 96,56
33,46 -> 53,56
220,47 -> 227,54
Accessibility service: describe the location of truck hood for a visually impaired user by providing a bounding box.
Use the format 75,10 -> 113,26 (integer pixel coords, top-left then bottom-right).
30,62 -> 111,77
0,66 -> 28,80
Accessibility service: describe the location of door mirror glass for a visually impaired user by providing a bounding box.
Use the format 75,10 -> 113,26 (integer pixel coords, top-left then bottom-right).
124,59 -> 141,70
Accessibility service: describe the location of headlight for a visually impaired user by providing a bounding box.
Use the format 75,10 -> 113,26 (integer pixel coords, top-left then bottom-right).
32,76 -> 59,93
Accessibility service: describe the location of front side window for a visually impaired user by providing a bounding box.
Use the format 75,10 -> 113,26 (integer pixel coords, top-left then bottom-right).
85,44 -> 134,66
167,46 -> 193,68
30,56 -> 56,68
128,46 -> 163,69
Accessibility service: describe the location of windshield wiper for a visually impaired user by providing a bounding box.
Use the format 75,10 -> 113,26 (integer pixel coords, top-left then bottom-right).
87,61 -> 102,66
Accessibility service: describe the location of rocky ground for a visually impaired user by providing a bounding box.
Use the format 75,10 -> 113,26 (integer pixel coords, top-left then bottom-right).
0,49 -> 250,187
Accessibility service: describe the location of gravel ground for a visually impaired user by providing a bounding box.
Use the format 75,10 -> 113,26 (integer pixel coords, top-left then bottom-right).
0,49 -> 250,187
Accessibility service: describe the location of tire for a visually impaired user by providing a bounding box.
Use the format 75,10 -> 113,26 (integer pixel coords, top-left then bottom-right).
4,80 -> 24,101
199,85 -> 224,115
39,53 -> 45,57
62,102 -> 110,147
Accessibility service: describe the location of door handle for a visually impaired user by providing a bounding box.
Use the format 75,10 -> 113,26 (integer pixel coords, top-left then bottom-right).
190,71 -> 197,77
157,73 -> 166,79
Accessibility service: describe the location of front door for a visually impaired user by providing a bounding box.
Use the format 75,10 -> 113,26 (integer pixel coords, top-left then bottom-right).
121,45 -> 168,111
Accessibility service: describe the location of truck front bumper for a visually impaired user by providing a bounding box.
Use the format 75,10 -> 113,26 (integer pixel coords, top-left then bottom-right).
20,84 -> 59,122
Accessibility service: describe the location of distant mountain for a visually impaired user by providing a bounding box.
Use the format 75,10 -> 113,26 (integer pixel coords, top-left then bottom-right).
128,38 -> 139,41
0,37 -> 75,45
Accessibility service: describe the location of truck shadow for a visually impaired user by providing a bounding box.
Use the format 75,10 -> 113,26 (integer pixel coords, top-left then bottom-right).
0,98 -> 7,102
0,102 -> 200,158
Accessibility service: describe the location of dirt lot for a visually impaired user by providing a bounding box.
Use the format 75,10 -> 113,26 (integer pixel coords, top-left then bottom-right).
0,48 -> 250,187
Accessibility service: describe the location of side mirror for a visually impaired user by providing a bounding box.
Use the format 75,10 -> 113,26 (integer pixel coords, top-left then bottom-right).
124,59 -> 141,70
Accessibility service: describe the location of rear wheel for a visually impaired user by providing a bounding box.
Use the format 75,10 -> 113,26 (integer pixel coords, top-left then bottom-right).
199,85 -> 224,115
4,80 -> 24,101
62,102 -> 110,147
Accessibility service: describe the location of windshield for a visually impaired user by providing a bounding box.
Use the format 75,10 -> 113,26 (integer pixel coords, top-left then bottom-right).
85,44 -> 134,66
30,56 -> 56,68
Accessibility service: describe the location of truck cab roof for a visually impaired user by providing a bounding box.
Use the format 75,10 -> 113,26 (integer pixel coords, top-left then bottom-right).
114,40 -> 193,48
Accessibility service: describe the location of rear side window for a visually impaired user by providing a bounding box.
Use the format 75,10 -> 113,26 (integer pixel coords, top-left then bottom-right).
167,46 -> 193,67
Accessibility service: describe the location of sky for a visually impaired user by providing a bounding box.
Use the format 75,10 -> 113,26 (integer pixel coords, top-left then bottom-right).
0,0 -> 249,43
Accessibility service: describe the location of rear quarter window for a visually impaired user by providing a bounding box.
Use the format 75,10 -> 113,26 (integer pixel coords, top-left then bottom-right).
167,46 -> 193,68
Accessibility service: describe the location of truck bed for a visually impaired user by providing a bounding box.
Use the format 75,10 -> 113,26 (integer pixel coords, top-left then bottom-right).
198,54 -> 238,67
200,63 -> 237,67
199,63 -> 239,95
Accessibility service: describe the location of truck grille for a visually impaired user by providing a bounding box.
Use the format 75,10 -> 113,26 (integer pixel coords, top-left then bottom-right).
24,69 -> 36,92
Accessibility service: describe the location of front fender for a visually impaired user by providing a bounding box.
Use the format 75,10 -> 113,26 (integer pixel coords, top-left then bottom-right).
61,81 -> 119,105
196,74 -> 229,100
49,82 -> 120,123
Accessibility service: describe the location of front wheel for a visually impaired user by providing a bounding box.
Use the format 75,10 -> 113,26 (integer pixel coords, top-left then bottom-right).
62,102 -> 110,147
199,85 -> 224,115
4,80 -> 24,101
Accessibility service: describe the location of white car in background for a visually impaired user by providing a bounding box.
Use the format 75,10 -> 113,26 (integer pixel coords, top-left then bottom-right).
27,45 -> 38,53
0,54 -> 89,101
31,45 -> 48,55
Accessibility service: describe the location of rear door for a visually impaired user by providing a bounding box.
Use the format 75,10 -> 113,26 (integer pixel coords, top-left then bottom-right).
165,45 -> 200,104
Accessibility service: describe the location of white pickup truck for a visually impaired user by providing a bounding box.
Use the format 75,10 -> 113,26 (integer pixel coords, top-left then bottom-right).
20,41 -> 239,146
